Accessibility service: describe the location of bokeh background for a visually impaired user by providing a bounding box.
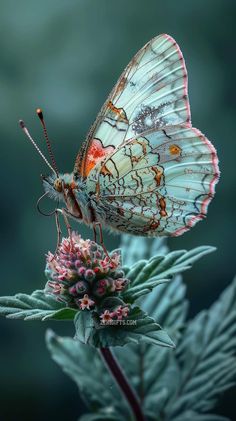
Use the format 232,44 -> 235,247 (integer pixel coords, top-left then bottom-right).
0,0 -> 235,419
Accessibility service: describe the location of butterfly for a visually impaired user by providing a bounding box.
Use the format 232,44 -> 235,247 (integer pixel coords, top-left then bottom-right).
20,34 -> 219,242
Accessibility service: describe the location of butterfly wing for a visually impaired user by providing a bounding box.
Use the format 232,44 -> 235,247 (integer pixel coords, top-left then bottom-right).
86,125 -> 219,236
74,33 -> 219,236
74,34 -> 190,178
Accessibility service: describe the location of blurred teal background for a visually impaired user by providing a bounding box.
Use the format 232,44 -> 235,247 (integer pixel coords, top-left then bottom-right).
0,0 -> 235,419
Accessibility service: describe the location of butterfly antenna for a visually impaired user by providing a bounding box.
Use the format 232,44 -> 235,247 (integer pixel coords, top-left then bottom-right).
36,108 -> 59,177
19,120 -> 57,176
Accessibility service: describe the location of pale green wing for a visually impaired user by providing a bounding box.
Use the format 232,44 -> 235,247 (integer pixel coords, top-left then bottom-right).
111,33 -> 191,140
75,34 -> 190,178
87,126 -> 219,236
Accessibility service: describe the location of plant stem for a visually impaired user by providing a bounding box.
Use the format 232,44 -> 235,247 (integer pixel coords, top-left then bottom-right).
100,347 -> 145,421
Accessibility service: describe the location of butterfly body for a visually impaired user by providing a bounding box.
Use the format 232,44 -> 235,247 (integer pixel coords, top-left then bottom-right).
42,34 -> 219,238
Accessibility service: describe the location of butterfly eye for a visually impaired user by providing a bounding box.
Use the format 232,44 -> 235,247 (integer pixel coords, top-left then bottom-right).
54,178 -> 63,192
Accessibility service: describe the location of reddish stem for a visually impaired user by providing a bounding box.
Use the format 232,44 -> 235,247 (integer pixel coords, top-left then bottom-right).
100,347 -> 145,421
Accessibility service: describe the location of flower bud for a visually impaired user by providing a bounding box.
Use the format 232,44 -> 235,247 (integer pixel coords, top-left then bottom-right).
85,269 -> 95,281
74,260 -> 82,268
78,267 -> 86,277
75,280 -> 89,294
90,243 -> 98,252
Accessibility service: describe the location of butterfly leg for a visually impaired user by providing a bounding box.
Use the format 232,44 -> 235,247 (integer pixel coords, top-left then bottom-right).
93,223 -> 97,243
56,208 -> 74,248
93,221 -> 113,263
47,210 -> 62,261
55,209 -> 62,253
62,208 -> 73,247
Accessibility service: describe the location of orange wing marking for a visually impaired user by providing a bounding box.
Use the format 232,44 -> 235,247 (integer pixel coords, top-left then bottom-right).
151,166 -> 163,186
107,101 -> 128,122
100,163 -> 113,176
82,138 -> 115,177
159,197 -> 167,217
169,144 -> 182,155
143,219 -> 160,232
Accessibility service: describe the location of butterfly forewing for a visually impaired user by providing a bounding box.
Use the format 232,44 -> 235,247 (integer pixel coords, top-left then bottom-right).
74,34 -> 191,178
112,33 -> 191,139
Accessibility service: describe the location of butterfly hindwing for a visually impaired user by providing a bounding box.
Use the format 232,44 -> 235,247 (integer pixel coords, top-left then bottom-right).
86,125 -> 219,236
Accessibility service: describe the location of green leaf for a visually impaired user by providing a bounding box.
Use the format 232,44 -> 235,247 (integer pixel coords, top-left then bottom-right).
122,277 -> 170,302
120,235 -> 168,266
142,276 -> 188,339
166,277 -> 236,419
136,246 -> 215,284
0,289 -> 78,321
74,306 -> 174,348
122,246 -> 215,302
46,330 -> 129,419
42,307 -> 78,321
74,310 -> 94,343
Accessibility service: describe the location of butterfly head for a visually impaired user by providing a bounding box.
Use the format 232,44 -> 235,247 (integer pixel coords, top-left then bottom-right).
41,174 -> 64,201
41,172 -> 76,202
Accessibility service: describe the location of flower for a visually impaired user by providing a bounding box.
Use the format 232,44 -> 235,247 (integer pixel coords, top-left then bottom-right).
113,278 -> 128,292
78,294 -> 95,310
113,305 -> 130,320
44,232 -> 129,309
100,310 -> 114,324
47,281 -> 65,295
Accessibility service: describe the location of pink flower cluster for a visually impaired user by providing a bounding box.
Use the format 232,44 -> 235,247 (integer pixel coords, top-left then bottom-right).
44,232 -> 129,312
